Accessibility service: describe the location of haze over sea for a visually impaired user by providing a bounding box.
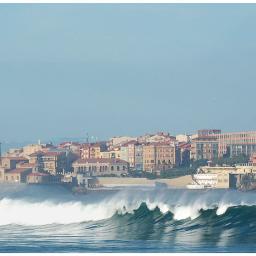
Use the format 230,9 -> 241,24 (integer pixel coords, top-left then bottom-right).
0,184 -> 255,252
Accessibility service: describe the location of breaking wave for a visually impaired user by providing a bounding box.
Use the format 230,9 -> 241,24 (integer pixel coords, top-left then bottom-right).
0,186 -> 256,252
0,187 -> 255,226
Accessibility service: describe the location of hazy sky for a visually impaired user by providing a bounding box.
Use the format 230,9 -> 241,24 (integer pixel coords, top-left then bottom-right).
1,4 -> 256,142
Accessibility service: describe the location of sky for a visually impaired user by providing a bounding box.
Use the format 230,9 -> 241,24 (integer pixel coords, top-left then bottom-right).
0,4 -> 256,142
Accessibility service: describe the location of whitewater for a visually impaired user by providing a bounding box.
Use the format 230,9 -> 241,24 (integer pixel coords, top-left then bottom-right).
0,184 -> 256,252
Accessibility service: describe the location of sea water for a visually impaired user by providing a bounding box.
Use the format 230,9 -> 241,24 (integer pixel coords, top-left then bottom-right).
0,184 -> 255,252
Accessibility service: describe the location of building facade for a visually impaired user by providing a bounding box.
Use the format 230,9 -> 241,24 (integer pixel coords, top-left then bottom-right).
28,151 -> 68,175
80,142 -> 107,159
72,158 -> 129,177
4,168 -> 32,183
143,143 -> 176,173
217,131 -> 256,158
190,130 -> 220,161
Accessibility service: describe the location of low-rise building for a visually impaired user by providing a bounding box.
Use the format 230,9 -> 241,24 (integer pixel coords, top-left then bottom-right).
72,158 -> 129,177
27,172 -> 51,184
26,172 -> 61,184
0,157 -> 29,170
4,168 -> 32,183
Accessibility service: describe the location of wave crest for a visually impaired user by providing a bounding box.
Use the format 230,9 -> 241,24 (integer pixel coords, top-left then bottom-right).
0,194 -> 255,226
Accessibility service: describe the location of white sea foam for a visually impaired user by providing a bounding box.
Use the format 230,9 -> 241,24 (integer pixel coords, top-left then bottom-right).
0,188 -> 255,226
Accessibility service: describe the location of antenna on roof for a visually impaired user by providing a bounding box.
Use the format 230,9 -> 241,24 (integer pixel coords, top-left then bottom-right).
86,132 -> 89,143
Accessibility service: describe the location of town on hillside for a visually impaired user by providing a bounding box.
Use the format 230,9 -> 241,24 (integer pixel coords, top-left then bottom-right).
1,129 -> 256,191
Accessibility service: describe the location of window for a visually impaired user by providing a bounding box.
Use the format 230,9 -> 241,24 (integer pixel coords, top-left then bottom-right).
117,166 -> 120,171
111,166 -> 114,171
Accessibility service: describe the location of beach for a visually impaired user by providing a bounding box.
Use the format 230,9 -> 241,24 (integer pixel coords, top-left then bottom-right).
97,175 -> 192,188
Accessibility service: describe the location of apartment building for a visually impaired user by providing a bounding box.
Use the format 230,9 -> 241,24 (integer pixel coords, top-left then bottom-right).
80,142 -> 107,159
190,129 -> 221,161
28,151 -> 68,175
143,143 -> 176,173
120,142 -> 143,171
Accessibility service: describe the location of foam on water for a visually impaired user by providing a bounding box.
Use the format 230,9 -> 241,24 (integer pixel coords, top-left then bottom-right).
0,187 -> 255,225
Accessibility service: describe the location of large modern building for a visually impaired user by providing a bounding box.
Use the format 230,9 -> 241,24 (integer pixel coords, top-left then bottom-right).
217,131 -> 256,157
191,129 -> 256,161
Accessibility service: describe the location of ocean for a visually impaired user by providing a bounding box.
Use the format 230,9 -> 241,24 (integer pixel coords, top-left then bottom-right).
0,184 -> 255,252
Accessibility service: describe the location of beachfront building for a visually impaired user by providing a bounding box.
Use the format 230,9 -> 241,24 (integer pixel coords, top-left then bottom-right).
134,144 -> 143,171
143,142 -> 176,174
191,129 -> 256,161
193,164 -> 256,189
217,131 -> 256,158
72,158 -> 129,177
190,129 -> 220,161
4,168 -> 32,183
26,172 -> 61,184
28,151 -> 69,175
119,141 -> 143,170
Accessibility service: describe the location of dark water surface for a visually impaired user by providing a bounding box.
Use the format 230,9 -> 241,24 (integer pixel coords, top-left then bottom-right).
0,184 -> 255,252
